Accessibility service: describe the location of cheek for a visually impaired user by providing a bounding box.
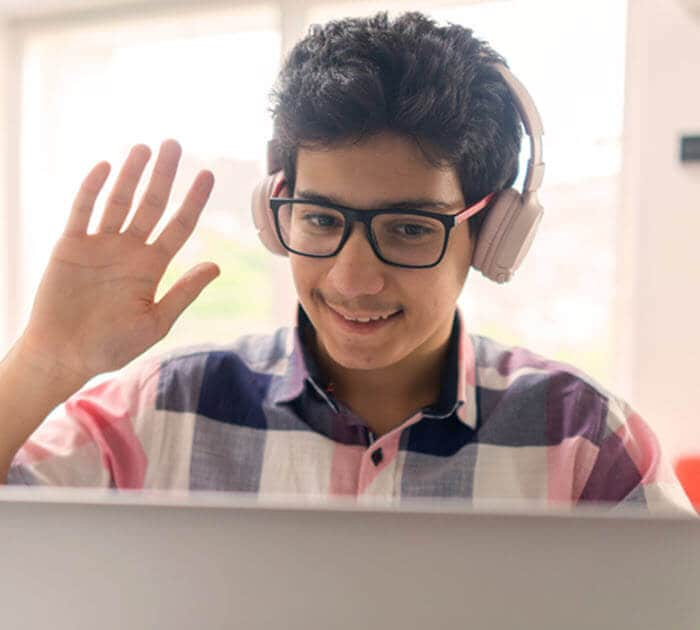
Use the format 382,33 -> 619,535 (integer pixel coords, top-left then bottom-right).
445,225 -> 473,285
406,233 -> 470,314
419,277 -> 456,313
289,256 -> 317,294
396,268 -> 454,317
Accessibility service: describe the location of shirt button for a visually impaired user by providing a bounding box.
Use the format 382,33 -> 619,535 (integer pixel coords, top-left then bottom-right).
371,448 -> 383,466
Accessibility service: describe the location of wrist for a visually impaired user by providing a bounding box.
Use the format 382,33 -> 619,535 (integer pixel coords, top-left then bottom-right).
0,337 -> 89,460
5,336 -> 90,399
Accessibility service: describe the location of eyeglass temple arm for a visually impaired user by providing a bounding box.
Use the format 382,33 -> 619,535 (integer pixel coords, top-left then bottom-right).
454,192 -> 496,225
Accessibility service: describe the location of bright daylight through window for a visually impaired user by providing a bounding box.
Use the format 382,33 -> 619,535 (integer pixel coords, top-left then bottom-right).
15,0 -> 627,393
18,5 -> 290,360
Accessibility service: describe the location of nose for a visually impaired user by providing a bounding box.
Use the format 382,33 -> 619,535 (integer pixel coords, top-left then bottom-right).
325,222 -> 385,299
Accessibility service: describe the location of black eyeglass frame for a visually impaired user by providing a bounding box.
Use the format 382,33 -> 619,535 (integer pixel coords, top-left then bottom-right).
269,197 -> 485,269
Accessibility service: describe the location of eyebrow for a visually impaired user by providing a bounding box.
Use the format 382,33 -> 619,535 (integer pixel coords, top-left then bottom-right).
295,189 -> 455,212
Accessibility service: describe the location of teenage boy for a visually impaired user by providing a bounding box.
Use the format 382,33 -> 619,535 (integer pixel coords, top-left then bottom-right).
0,13 -> 692,511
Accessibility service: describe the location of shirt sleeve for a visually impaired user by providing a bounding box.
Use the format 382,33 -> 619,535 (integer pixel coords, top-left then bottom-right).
577,393 -> 695,515
6,357 -> 161,489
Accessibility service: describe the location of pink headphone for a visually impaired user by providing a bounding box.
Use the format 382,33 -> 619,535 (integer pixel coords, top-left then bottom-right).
251,63 -> 545,284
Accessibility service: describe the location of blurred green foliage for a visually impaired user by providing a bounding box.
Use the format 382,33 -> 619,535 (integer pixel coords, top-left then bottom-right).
147,228 -> 275,355
157,228 -> 272,319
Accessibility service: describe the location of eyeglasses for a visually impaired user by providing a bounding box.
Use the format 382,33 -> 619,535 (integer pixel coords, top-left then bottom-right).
269,193 -> 494,269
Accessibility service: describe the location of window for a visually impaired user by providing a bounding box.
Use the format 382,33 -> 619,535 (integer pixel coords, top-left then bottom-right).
16,4 -> 295,360
6,0 -> 628,394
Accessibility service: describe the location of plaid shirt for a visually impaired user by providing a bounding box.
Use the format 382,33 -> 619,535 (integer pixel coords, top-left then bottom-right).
8,307 -> 693,513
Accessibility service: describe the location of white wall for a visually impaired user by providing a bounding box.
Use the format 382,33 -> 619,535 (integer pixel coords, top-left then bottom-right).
621,0 -> 700,460
0,18 -> 11,348
0,15 -> 20,350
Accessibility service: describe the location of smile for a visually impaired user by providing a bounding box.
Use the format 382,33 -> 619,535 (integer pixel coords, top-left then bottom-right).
340,312 -> 397,323
323,300 -> 403,333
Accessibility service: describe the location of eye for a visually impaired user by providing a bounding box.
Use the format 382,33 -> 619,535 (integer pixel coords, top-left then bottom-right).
301,212 -> 343,229
396,223 -> 433,236
392,222 -> 436,238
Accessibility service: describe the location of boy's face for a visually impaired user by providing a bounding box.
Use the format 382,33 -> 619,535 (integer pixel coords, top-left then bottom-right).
290,131 -> 474,373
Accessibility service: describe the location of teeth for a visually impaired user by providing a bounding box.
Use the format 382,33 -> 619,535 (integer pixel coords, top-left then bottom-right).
342,312 -> 395,323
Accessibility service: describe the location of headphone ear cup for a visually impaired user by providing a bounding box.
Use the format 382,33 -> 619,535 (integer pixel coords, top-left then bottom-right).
251,172 -> 289,257
472,188 -> 542,283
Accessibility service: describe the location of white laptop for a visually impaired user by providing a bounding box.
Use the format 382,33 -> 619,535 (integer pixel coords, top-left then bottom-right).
0,487 -> 698,630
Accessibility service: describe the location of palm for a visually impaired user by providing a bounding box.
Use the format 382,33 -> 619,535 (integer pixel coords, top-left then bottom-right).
33,235 -> 163,368
21,141 -> 219,382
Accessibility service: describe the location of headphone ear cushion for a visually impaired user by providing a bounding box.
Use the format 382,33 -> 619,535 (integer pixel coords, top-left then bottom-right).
472,188 -> 522,283
251,172 -> 289,256
472,188 -> 543,283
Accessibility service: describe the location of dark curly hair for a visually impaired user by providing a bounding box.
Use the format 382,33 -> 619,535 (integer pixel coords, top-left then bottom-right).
270,11 -> 522,239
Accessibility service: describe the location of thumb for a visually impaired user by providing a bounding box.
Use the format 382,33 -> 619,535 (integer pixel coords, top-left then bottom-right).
155,262 -> 220,336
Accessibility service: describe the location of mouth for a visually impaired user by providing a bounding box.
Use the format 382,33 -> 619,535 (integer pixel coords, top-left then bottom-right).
322,300 -> 403,335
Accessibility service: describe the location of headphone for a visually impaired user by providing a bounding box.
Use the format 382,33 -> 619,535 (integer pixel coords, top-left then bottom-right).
251,63 -> 545,284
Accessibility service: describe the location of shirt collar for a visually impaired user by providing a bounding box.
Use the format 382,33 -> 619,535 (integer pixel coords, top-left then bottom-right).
271,304 -> 478,430
420,309 -> 478,429
270,305 -> 336,410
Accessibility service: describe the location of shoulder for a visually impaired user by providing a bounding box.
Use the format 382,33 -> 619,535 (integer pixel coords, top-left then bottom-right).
80,328 -> 294,412
139,327 -> 293,406
152,326 -> 292,375
470,332 -> 611,397
469,333 -> 615,444
468,335 -> 694,510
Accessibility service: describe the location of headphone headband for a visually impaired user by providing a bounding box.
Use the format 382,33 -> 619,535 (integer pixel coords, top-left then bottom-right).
490,64 -> 545,193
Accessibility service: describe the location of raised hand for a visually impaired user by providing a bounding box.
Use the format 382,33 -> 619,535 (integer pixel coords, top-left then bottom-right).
19,139 -> 220,383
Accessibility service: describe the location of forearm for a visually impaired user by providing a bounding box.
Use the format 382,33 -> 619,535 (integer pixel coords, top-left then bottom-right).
0,140 -> 216,483
0,339 -> 87,483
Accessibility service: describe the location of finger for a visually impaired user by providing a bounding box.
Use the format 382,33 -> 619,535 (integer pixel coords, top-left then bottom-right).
152,170 -> 215,259
97,144 -> 152,233
125,139 -> 181,241
155,262 -> 221,336
64,161 -> 111,236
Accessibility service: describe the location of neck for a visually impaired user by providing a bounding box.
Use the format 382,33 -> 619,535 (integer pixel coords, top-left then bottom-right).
308,317 -> 454,436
